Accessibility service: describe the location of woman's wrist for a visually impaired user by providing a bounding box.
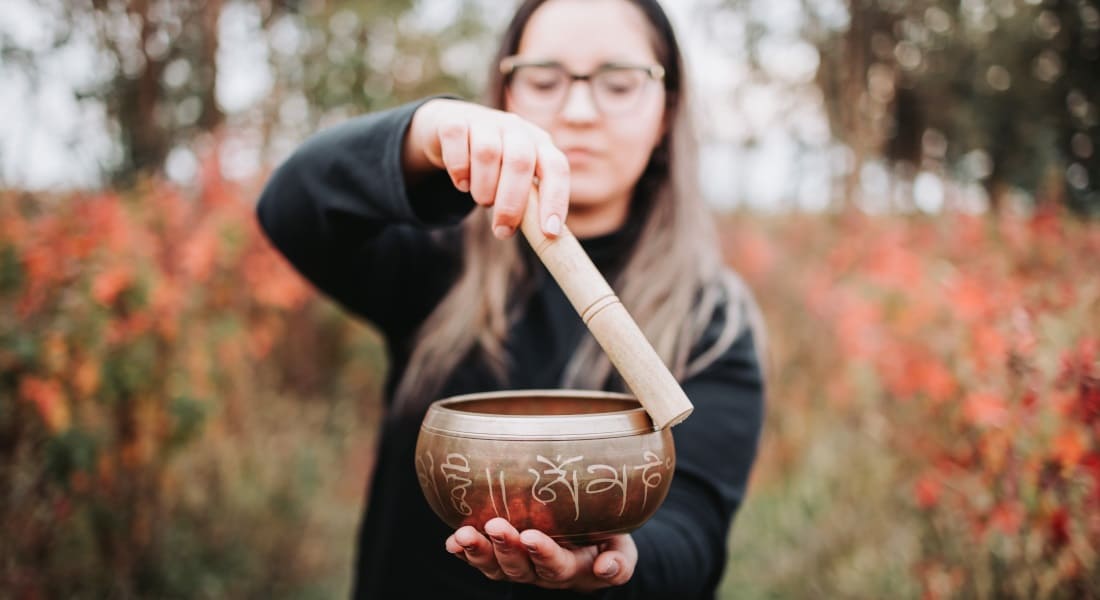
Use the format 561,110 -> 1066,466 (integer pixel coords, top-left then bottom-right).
403,98 -> 451,181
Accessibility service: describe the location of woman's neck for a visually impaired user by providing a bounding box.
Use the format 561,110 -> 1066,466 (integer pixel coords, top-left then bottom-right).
566,192 -> 632,239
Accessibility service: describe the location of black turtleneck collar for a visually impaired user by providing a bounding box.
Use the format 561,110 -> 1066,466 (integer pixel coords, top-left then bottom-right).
573,197 -> 648,281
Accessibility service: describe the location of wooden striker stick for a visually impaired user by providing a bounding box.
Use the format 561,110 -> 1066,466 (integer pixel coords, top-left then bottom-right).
518,187 -> 694,429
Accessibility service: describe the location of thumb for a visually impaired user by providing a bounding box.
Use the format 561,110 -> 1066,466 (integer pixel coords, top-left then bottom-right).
592,551 -> 632,585
593,534 -> 636,585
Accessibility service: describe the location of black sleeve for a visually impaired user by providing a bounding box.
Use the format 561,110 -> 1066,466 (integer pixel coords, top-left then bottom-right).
255,96 -> 476,342
606,297 -> 766,599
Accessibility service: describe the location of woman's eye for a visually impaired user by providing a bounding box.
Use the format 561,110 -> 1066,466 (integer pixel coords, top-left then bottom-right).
530,79 -> 562,91
597,72 -> 643,94
515,66 -> 566,91
599,80 -> 639,95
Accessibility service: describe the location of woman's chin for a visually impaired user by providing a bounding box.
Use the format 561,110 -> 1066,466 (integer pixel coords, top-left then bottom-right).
566,188 -> 614,210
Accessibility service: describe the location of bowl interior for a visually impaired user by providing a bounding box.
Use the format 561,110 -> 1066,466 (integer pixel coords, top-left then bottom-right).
449,395 -> 638,416
424,391 -> 653,439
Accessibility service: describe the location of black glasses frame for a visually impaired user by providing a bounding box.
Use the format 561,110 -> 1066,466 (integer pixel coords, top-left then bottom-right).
499,56 -> 666,115
500,56 -> 666,84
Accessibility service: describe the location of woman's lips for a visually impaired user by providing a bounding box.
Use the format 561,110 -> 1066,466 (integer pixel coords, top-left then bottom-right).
564,149 -> 597,164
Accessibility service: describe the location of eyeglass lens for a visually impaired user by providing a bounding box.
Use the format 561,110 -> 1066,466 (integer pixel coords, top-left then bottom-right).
509,65 -> 652,115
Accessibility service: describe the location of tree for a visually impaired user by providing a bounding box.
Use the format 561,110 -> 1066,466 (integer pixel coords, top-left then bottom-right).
719,0 -> 1100,215
2,0 -> 496,186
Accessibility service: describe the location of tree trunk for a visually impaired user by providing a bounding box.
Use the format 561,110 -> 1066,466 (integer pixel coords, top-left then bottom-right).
197,0 -> 224,132
119,0 -> 170,181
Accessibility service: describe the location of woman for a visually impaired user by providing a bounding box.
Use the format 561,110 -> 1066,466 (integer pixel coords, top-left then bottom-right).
256,0 -> 765,597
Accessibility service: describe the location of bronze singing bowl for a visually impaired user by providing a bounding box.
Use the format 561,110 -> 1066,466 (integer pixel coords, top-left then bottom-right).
415,390 -> 674,545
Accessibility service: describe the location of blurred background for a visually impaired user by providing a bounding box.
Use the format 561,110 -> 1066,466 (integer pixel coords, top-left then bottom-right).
1,0 -> 1098,598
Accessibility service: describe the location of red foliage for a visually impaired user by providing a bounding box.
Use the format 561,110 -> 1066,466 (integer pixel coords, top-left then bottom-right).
18,376 -> 69,433
962,392 -> 1010,428
720,210 -> 1100,594
0,169 -> 323,593
1048,507 -> 1070,548
913,472 -> 942,509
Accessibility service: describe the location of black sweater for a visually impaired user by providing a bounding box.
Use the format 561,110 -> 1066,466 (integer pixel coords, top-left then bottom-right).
255,97 -> 765,600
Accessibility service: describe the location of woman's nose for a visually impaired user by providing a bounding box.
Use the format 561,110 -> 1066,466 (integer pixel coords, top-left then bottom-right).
559,81 -> 600,124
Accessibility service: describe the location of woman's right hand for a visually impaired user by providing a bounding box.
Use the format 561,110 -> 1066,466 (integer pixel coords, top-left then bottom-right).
403,98 -> 570,240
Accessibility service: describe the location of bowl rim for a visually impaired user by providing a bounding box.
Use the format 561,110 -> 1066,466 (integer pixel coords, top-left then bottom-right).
420,389 -> 659,440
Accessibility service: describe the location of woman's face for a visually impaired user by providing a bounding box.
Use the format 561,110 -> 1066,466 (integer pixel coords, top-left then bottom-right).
505,0 -> 667,221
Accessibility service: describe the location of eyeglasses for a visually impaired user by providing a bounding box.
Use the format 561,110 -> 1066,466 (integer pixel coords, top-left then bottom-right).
500,56 -> 665,116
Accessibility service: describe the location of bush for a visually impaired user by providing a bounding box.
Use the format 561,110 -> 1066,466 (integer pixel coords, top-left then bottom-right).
0,164 -> 386,598
5,165 -> 1098,598
720,209 -> 1100,598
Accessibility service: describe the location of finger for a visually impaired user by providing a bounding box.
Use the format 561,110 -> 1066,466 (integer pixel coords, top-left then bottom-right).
519,528 -> 578,585
491,127 -> 537,239
468,122 -> 502,209
592,550 -> 633,585
454,526 -> 504,580
534,142 -> 570,237
445,534 -> 474,568
437,116 -> 471,193
593,534 -> 637,586
485,517 -> 535,583
446,534 -> 461,554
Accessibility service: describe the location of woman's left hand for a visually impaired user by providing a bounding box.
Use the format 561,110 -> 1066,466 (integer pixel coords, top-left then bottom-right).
445,517 -> 637,593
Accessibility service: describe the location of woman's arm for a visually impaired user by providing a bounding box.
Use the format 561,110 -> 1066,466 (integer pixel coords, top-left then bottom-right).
256,95 -> 572,341
255,96 -> 475,340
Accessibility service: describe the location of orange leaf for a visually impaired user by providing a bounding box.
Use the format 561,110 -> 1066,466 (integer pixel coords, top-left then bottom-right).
92,265 -> 134,306
947,275 -> 993,321
917,360 -> 957,404
19,376 -> 70,433
1052,427 -> 1087,468
181,225 -> 219,282
989,502 -> 1024,535
867,242 -> 924,291
913,473 -> 942,509
834,292 -> 883,359
971,325 -> 1009,374
243,247 -> 312,310
725,229 -> 777,279
73,358 -> 101,398
962,392 -> 1009,428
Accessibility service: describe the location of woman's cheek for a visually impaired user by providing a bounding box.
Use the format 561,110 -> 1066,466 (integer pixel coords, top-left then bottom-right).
618,138 -> 656,181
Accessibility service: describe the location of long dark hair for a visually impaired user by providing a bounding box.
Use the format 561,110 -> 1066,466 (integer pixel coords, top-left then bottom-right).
396,0 -> 760,410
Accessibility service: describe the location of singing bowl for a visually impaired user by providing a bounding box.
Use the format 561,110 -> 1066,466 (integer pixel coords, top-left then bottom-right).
415,390 -> 675,544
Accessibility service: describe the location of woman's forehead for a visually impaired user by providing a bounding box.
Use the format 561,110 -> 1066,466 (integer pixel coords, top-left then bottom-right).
516,0 -> 657,69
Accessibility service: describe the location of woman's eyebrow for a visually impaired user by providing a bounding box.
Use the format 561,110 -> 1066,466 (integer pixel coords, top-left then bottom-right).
599,60 -> 648,69
515,58 -> 649,70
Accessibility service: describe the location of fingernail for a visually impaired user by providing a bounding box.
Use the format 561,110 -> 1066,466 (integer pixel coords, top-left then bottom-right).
601,561 -> 619,578
524,543 -> 538,553
544,214 -> 561,236
457,179 -> 470,192
493,226 -> 513,239
489,534 -> 506,545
